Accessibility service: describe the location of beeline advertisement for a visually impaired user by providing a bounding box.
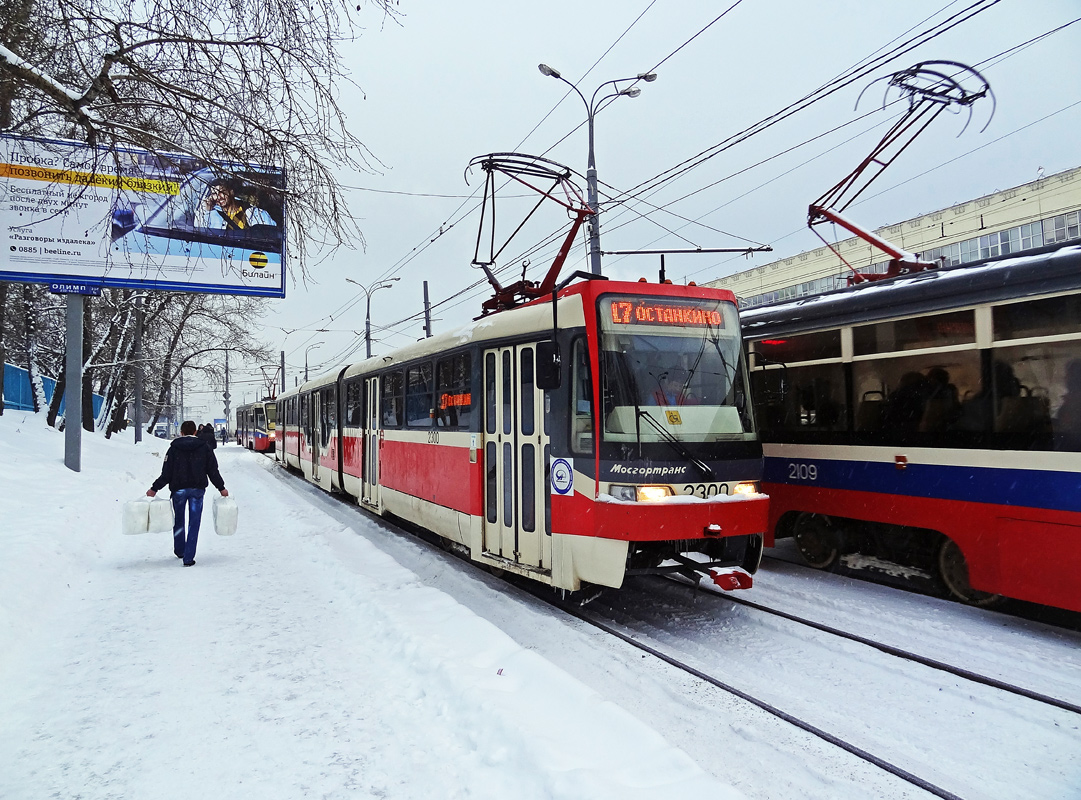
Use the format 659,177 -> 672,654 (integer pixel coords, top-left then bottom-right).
0,134 -> 286,298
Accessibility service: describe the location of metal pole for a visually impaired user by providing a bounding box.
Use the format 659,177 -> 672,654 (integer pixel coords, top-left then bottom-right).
224,351 -> 231,435
63,294 -> 83,471
423,281 -> 432,338
365,293 -> 373,359
280,349 -> 285,394
179,368 -> 184,424
133,294 -> 143,443
585,112 -> 602,275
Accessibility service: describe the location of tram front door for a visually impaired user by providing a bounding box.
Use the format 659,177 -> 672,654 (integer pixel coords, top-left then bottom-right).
483,345 -> 551,572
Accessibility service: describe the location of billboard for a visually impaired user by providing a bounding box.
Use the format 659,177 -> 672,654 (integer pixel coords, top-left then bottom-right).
0,134 -> 286,298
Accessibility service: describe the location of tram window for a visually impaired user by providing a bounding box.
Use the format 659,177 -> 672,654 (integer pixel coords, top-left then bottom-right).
753,362 -> 847,433
503,442 -> 513,528
436,353 -> 472,430
485,353 -> 496,435
486,442 -> 497,523
406,363 -> 434,428
502,350 -> 512,435
992,341 -> 1079,450
326,386 -> 337,427
853,310 -> 975,356
571,339 -> 594,455
520,348 -> 535,436
754,330 -> 840,364
381,371 -> 404,427
994,295 -> 1081,341
301,395 -> 310,438
345,380 -> 363,426
522,444 -> 536,532
851,351 -> 980,436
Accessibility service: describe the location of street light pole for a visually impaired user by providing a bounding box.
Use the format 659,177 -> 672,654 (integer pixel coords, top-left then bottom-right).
345,277 -> 400,358
304,341 -> 324,383
538,64 -> 657,275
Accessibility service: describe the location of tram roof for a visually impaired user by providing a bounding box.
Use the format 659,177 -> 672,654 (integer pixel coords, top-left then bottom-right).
276,278 -> 742,398
740,244 -> 1081,338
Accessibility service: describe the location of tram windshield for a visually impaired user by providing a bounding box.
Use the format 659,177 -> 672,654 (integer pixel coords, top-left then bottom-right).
265,403 -> 277,427
598,294 -> 754,443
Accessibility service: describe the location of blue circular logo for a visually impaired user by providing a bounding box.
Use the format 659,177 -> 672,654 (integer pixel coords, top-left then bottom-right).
551,458 -> 574,495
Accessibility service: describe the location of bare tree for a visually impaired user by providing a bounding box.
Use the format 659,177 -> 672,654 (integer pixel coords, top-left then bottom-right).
0,0 -> 399,277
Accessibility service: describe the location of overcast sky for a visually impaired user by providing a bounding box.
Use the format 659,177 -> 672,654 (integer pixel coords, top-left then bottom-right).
195,0 -> 1081,415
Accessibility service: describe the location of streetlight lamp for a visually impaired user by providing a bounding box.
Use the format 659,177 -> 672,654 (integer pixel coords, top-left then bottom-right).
304,341 -> 324,382
345,277 -> 400,358
538,63 -> 657,275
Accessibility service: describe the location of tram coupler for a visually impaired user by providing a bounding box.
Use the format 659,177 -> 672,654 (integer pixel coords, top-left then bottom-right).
709,568 -> 753,591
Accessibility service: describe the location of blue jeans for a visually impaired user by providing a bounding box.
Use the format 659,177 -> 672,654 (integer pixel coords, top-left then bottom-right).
171,488 -> 206,564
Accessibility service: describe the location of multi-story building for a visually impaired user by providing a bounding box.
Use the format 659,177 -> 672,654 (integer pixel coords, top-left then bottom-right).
707,166 -> 1081,308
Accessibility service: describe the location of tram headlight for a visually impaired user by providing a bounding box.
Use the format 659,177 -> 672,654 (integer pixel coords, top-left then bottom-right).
732,481 -> 759,496
637,485 -> 674,502
608,484 -> 674,502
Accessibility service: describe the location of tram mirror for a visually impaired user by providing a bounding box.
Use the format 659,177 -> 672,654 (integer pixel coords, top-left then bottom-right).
536,340 -> 562,390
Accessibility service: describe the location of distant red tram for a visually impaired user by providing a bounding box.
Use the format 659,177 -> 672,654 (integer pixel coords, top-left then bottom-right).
276,276 -> 768,592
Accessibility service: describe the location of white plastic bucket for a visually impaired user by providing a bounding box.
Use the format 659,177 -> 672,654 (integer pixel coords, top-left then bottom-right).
214,495 -> 238,536
148,497 -> 174,533
122,499 -> 150,535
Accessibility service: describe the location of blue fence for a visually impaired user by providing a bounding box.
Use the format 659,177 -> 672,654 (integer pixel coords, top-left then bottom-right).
3,362 -> 105,417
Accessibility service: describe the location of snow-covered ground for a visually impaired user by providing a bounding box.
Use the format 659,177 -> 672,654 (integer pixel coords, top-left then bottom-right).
2,411 -> 1079,799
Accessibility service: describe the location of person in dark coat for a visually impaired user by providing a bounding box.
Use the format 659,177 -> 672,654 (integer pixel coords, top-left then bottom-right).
197,422 -> 218,449
147,420 -> 228,566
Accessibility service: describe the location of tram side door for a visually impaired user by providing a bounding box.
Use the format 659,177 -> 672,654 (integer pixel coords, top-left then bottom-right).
483,345 -> 551,571
361,376 -> 380,509
312,391 -> 323,480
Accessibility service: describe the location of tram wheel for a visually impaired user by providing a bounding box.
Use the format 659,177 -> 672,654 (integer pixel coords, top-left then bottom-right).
936,538 -> 1003,607
793,513 -> 840,569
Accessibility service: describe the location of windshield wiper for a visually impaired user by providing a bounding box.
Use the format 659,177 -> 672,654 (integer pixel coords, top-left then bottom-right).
634,408 -> 715,480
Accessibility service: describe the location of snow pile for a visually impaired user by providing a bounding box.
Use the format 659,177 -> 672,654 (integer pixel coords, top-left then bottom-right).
0,411 -> 743,799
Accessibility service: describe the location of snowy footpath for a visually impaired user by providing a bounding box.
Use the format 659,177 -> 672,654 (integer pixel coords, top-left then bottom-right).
0,414 -> 744,800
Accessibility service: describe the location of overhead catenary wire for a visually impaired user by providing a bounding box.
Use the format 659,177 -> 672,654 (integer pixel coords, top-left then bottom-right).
281,0 -> 1063,372
613,0 -> 1005,205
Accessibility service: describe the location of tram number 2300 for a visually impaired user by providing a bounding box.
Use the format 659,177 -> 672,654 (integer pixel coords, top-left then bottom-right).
788,462 -> 818,481
683,483 -> 730,498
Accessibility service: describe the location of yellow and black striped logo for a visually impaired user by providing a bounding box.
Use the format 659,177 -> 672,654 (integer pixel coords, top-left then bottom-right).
249,252 -> 268,269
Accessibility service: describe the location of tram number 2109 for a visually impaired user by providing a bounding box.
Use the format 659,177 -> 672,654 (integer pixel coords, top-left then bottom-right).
788,462 -> 818,481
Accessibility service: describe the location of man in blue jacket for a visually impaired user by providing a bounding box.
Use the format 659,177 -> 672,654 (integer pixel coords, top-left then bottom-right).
147,420 -> 229,566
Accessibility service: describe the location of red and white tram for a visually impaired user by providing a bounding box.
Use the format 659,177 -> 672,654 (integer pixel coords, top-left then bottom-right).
276,275 -> 769,592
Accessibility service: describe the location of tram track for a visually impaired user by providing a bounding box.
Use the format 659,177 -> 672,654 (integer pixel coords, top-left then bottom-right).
693,581 -> 1081,717
545,589 -> 967,800
530,572 -> 1081,800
